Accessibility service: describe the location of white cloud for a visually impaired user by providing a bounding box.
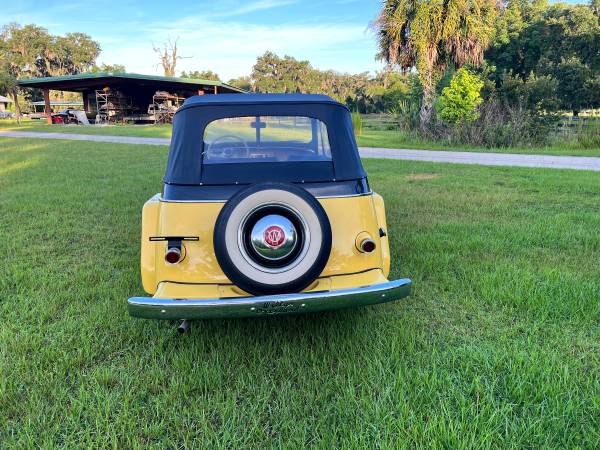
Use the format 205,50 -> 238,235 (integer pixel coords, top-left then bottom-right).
227,0 -> 299,16
98,18 -> 382,80
4,1 -> 384,81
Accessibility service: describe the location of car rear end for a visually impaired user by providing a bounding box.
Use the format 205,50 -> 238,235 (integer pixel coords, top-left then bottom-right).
128,94 -> 411,320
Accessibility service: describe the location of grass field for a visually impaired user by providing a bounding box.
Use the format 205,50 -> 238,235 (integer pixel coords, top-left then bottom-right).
0,119 -> 173,138
1,138 -> 599,447
2,119 -> 600,157
356,129 -> 600,157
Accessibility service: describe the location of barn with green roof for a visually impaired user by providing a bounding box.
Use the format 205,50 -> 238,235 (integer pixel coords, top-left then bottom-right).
18,72 -> 245,124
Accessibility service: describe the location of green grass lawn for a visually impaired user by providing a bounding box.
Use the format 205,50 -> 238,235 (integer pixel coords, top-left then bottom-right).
1,138 -> 599,447
0,119 -> 173,138
2,119 -> 600,156
356,129 -> 600,157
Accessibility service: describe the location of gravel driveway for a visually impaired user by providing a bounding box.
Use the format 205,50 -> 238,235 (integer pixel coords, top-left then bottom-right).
2,130 -> 600,172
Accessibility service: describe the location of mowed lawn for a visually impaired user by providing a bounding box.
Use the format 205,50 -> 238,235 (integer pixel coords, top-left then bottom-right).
2,119 -> 600,157
0,138 -> 599,448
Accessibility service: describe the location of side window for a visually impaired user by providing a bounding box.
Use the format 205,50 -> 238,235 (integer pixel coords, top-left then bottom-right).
317,120 -> 330,156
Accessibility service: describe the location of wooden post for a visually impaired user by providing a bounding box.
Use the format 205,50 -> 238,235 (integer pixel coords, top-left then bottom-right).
43,89 -> 52,124
82,91 -> 88,114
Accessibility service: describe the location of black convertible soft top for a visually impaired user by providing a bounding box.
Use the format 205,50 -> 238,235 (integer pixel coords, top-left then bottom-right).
163,94 -> 367,191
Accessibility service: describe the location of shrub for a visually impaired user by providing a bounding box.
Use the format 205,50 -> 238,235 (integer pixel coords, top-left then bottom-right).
351,110 -> 363,136
435,98 -> 559,148
437,69 -> 484,125
496,71 -> 559,113
576,119 -> 600,149
391,98 -> 421,131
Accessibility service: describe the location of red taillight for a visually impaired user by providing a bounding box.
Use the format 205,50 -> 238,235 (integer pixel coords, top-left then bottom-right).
360,239 -> 376,253
165,247 -> 182,264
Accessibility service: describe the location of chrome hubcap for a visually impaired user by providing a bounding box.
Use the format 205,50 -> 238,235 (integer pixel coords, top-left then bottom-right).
250,214 -> 297,261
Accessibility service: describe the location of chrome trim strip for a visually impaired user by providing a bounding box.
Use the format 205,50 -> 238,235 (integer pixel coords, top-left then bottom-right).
315,191 -> 373,199
159,197 -> 227,203
157,191 -> 373,203
128,278 -> 411,320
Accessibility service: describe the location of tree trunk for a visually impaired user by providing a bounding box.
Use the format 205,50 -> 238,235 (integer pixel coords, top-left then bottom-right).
43,89 -> 52,124
419,84 -> 435,131
11,87 -> 21,124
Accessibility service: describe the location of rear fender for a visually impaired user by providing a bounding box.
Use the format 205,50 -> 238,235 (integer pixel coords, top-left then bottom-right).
141,194 -> 161,294
372,192 -> 391,278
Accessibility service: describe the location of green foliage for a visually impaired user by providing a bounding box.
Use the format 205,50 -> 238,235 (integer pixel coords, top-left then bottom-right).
574,119 -> 600,149
227,75 -> 253,91
546,56 -> 594,115
584,75 -> 600,107
373,0 -> 499,126
431,94 -> 563,148
180,70 -> 220,81
486,2 -> 600,113
317,69 -> 370,110
365,71 -> 410,112
251,51 -> 314,93
249,51 -> 416,113
89,63 -> 126,73
391,97 -> 421,131
0,23 -> 100,78
250,51 -> 372,110
351,110 -> 363,136
0,67 -> 20,120
520,73 -> 560,112
0,22 -> 100,120
496,71 -> 559,112
0,69 -> 16,95
437,69 -> 484,125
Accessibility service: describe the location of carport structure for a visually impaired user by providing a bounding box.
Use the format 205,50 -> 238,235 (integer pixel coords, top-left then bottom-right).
18,72 -> 245,124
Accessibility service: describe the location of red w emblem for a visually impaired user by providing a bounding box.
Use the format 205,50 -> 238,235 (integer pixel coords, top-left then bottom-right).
264,225 -> 285,247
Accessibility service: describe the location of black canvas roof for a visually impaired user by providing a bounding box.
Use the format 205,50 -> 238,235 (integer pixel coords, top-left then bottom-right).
180,93 -> 347,109
164,93 -> 366,191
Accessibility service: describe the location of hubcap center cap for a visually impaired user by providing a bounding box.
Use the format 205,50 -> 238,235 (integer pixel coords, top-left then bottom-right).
250,214 -> 297,260
263,225 -> 286,247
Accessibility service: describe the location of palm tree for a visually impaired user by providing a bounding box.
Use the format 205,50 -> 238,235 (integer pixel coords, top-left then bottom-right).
373,0 -> 499,129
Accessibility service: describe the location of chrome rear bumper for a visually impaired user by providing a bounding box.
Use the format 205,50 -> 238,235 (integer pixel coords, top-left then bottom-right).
128,278 -> 411,320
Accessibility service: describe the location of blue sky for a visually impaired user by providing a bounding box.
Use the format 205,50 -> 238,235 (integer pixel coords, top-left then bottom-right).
4,0 -> 385,80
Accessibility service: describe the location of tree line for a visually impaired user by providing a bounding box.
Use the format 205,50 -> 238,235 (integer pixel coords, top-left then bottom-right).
236,1 -> 598,123
486,0 -> 600,116
0,23 -> 124,117
371,0 -> 599,147
2,0 -> 598,131
185,51 -> 417,115
175,1 -> 598,133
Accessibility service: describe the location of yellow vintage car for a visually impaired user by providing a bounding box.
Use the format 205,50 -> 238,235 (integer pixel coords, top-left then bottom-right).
128,94 -> 411,328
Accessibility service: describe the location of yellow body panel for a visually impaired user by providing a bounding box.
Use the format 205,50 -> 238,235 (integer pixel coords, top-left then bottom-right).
372,192 -> 391,278
140,192 -> 391,298
153,268 -> 389,299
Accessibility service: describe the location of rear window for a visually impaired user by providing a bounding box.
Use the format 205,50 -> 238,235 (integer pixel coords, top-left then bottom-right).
203,116 -> 331,164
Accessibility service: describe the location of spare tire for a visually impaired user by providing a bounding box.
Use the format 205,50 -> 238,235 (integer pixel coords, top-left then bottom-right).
213,182 -> 332,295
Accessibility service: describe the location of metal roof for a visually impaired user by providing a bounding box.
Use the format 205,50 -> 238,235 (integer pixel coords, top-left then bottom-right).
31,100 -> 83,106
17,72 -> 246,93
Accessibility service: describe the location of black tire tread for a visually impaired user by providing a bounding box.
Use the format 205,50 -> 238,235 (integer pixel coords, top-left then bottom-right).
213,182 -> 332,295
